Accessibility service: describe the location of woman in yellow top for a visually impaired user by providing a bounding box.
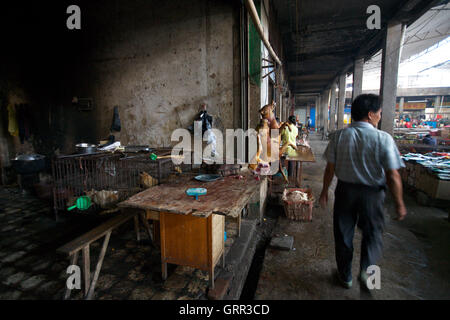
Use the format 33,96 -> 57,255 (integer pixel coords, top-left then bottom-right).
280,115 -> 298,157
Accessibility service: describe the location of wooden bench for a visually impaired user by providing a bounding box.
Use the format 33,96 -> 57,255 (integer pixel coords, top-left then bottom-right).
57,209 -> 153,300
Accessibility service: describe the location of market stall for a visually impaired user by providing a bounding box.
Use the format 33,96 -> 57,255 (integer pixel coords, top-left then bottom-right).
117,171 -> 265,289
400,151 -> 450,202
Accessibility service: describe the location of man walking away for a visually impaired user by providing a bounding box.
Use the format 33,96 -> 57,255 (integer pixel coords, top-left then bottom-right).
319,94 -> 407,289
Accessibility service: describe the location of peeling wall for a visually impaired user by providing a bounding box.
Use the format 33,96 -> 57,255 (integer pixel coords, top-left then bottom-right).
77,0 -> 238,148
0,0 -> 241,165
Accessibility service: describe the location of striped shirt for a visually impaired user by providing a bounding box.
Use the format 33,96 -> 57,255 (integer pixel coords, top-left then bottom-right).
323,121 -> 405,187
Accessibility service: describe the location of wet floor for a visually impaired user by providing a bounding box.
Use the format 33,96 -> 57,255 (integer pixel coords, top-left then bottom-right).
254,133 -> 450,300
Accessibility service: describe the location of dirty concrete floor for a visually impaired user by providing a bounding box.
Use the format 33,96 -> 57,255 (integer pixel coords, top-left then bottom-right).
255,133 -> 450,300
0,188 -> 242,300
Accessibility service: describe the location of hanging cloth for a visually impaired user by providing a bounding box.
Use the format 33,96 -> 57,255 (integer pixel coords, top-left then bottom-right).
7,104 -> 19,137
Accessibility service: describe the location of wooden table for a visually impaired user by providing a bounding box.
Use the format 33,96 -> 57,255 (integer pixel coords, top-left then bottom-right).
118,172 -> 262,289
285,146 -> 316,187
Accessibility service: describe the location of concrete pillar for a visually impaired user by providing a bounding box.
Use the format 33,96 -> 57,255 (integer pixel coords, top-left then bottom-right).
323,89 -> 330,135
315,96 -> 321,130
399,97 -> 404,115
434,96 -> 441,115
320,94 -> 325,129
319,93 -> 323,130
337,73 -> 346,130
352,57 -> 364,101
380,21 -> 406,135
329,81 -> 337,132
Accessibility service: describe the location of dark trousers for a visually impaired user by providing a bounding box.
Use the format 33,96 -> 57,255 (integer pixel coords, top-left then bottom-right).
333,180 -> 386,282
281,159 -> 296,178
288,160 -> 295,177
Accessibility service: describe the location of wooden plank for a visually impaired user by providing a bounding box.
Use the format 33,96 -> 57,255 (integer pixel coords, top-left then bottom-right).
146,210 -> 160,221
207,215 -> 214,289
285,146 -> 316,162
57,211 -> 136,256
86,231 -> 111,300
63,251 -> 79,300
259,177 -> 268,223
161,212 -> 209,269
82,246 -> 90,296
160,213 -> 167,280
212,214 -> 224,266
118,173 -> 261,218
140,212 -> 154,244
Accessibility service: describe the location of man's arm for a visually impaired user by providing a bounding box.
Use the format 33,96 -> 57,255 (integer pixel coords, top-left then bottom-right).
319,162 -> 335,209
380,134 -> 407,221
386,169 -> 407,220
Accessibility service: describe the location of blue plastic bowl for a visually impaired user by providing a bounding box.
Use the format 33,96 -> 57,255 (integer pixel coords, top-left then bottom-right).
186,188 -> 207,200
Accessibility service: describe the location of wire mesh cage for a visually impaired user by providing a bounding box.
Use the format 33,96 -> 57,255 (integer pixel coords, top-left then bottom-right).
51,152 -> 178,215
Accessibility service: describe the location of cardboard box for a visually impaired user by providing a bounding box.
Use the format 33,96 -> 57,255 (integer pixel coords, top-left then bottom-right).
414,164 -> 428,190
421,172 -> 450,200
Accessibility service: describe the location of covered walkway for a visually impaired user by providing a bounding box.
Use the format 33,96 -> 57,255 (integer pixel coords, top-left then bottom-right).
254,133 -> 450,300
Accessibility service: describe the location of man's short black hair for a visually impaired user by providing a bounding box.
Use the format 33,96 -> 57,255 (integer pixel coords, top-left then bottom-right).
351,94 -> 381,121
288,115 -> 296,124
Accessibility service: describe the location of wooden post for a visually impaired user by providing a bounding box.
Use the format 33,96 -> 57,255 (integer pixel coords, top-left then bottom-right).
86,231 -> 111,300
63,251 -> 79,300
82,246 -> 90,296
160,213 -> 167,280
207,215 -> 214,290
299,162 -> 303,187
134,215 -> 140,243
140,212 -> 154,244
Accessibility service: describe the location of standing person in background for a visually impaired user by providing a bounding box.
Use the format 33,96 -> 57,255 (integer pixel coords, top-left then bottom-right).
280,115 -> 299,157
422,134 -> 436,146
306,116 -> 312,131
280,115 -> 299,177
319,94 -> 407,290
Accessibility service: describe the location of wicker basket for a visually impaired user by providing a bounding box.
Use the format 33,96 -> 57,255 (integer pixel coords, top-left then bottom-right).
282,188 -> 314,221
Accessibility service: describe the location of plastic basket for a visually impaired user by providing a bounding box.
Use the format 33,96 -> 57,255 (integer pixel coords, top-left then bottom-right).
282,188 -> 314,221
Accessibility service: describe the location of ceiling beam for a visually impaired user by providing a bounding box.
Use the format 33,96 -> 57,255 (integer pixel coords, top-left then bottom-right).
338,0 -> 442,75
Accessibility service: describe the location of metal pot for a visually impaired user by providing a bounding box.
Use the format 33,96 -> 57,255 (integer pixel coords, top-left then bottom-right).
75,143 -> 97,154
11,154 -> 46,175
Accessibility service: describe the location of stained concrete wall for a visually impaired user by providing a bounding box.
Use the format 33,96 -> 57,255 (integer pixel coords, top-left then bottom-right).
78,0 -> 239,148
0,0 -> 241,162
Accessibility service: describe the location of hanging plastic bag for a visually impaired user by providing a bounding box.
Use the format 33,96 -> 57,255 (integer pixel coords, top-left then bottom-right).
110,106 -> 121,132
204,129 -> 218,157
199,110 -> 212,134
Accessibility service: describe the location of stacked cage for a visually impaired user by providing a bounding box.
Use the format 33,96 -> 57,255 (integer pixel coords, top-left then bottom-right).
52,153 -> 175,215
